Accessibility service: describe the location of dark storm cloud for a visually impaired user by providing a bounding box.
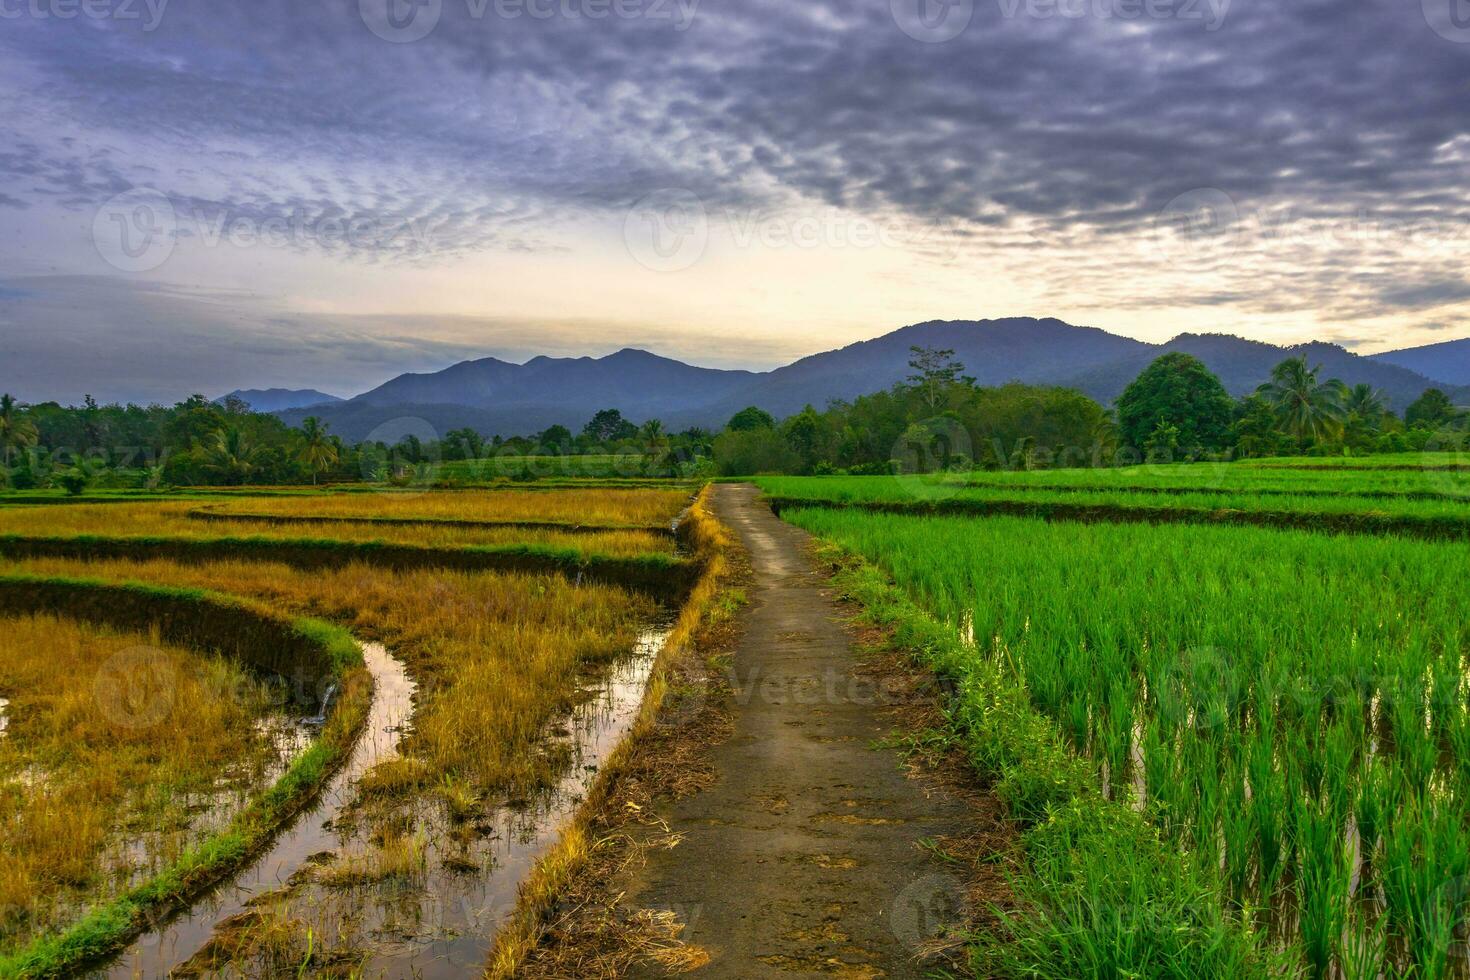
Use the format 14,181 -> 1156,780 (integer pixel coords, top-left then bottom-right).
0,0 -> 1467,315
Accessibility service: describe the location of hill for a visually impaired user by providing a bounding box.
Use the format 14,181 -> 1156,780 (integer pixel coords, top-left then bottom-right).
218,388 -> 343,412
1371,338 -> 1470,388
273,320 -> 1469,439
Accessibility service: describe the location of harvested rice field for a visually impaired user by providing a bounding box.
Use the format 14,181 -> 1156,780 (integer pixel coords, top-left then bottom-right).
0,485 -> 716,978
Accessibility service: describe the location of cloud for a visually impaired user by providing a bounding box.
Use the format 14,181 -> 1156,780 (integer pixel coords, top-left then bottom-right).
0,275 -> 799,405
0,0 -> 1468,380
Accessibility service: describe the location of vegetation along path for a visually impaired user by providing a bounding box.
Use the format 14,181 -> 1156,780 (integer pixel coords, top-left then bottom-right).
624,484 -> 977,978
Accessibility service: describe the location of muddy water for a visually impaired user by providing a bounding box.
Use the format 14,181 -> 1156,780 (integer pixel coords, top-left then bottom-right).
99,642 -> 415,978
99,626 -> 668,978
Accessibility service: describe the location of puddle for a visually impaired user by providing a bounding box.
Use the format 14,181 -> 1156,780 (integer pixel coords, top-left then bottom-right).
97,641 -> 416,978
96,626 -> 669,978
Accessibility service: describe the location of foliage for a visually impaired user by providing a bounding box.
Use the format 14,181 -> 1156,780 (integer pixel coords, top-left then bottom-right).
1256,357 -> 1347,444
1116,353 -> 1235,457
725,405 -> 776,432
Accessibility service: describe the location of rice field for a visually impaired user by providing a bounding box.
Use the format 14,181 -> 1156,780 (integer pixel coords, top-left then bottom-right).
0,614 -> 290,952
0,484 -> 705,976
774,462 -> 1470,978
757,473 -> 1470,531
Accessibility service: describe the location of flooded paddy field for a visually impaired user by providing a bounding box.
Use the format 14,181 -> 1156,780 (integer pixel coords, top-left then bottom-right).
0,484 -> 709,977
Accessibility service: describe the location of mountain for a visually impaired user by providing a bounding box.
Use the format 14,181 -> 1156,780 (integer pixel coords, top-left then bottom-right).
219,388 -> 342,412
272,320 -> 1469,439
1371,338 -> 1470,388
689,318 -> 1150,424
278,349 -> 757,440
1065,334 -> 1452,409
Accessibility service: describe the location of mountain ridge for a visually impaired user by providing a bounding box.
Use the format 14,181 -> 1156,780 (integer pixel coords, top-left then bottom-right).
274,319 -> 1468,440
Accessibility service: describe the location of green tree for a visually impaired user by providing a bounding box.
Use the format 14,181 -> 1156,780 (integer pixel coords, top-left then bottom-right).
199,426 -> 267,485
296,416 -> 338,485
1256,357 -> 1346,444
1404,388 -> 1459,429
779,405 -> 833,474
712,428 -> 798,475
639,418 -> 669,455
906,346 -> 973,410
1231,394 -> 1291,458
0,393 -> 39,466
583,408 -> 637,443
726,406 -> 777,432
1115,353 -> 1234,457
538,424 -> 573,452
1344,384 -> 1386,424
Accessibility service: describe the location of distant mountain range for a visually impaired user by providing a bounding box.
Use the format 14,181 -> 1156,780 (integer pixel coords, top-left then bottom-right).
219,388 -> 343,413
266,318 -> 1470,440
1371,337 -> 1470,387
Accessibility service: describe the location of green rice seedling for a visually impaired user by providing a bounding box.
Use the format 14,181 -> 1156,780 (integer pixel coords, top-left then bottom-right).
1296,800 -> 1352,978
779,500 -> 1470,972
1339,912 -> 1389,980
1380,798 -> 1469,979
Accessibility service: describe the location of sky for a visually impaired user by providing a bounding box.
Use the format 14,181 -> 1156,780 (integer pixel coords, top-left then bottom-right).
1,0 -> 1468,404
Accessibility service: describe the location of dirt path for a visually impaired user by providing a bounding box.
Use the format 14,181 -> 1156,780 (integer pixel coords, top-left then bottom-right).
623,484 -> 974,978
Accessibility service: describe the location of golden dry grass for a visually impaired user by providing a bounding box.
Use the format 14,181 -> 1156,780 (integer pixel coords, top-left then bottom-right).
0,556 -> 656,802
195,487 -> 690,526
0,613 -> 280,948
0,501 -> 674,557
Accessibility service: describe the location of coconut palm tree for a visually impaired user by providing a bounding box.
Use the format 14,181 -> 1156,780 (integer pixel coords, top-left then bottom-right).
296,416 -> 338,485
1344,383 -> 1386,424
1256,358 -> 1347,443
0,394 -> 39,467
199,426 -> 266,485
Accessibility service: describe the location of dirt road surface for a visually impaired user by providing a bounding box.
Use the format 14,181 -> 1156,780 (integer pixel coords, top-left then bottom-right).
624,483 -> 974,978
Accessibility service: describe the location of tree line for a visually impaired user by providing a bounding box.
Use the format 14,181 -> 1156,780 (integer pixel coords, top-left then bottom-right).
2,349 -> 1466,490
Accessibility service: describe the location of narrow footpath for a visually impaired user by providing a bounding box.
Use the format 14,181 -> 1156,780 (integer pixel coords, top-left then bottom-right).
624,483 -> 975,978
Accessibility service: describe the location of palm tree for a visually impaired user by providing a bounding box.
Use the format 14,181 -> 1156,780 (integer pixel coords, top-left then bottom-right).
1256,358 -> 1347,443
1344,383 -> 1386,424
199,426 -> 266,485
0,393 -> 38,466
296,416 -> 338,485
640,418 -> 669,452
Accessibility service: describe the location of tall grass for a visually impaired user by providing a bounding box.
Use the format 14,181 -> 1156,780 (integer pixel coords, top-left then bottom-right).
784,507 -> 1470,977
0,614 -> 281,953
0,501 -> 676,557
